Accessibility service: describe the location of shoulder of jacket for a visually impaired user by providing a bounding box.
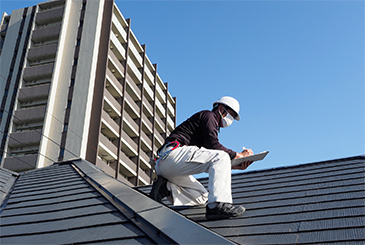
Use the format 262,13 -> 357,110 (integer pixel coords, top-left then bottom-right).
198,110 -> 218,122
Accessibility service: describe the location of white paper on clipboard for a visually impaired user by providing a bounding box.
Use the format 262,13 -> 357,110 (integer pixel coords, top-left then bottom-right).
231,151 -> 269,167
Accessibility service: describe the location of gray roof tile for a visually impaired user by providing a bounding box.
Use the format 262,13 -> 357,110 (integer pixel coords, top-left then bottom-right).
0,159 -> 234,244
0,162 -> 155,244
0,167 -> 18,204
138,155 -> 365,244
1,156 -> 363,244
0,223 -> 146,245
0,203 -> 118,226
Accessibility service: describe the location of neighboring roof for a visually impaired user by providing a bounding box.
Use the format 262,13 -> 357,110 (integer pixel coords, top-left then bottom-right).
0,167 -> 18,205
138,155 -> 365,244
0,159 -> 232,244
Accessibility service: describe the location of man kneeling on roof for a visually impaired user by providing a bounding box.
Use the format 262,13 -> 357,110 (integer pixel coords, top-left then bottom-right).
150,96 -> 254,221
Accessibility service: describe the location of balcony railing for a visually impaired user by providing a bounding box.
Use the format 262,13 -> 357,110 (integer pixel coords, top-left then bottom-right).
106,69 -> 123,99
23,63 -> 54,81
98,133 -> 118,161
18,84 -> 50,103
2,154 -> 38,172
31,23 -> 61,43
104,88 -> 121,118
13,106 -> 46,124
8,130 -> 42,149
35,7 -> 64,25
121,132 -> 138,157
27,43 -> 58,62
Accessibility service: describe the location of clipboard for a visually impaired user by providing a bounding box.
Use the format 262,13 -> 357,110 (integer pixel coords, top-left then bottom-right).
231,151 -> 269,167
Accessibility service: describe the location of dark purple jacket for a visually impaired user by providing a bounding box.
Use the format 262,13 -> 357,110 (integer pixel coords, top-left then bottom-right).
165,110 -> 237,159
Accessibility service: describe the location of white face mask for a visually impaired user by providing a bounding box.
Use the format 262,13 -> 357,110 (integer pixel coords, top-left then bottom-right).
219,108 -> 234,128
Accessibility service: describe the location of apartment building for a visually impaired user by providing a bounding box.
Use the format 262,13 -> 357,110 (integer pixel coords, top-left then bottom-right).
0,0 -> 176,186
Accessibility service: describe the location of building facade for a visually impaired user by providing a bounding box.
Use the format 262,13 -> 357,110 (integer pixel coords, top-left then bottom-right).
0,0 -> 176,186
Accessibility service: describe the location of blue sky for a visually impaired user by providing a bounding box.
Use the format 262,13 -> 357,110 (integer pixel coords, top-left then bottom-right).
1,1 -> 364,173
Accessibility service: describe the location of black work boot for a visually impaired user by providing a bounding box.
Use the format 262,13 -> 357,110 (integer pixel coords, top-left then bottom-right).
149,175 -> 171,203
206,202 -> 245,220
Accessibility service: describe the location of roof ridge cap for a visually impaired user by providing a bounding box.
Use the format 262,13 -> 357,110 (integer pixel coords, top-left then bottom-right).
71,159 -> 235,245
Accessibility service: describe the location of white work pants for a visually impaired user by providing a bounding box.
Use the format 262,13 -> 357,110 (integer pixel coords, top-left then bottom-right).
155,145 -> 232,206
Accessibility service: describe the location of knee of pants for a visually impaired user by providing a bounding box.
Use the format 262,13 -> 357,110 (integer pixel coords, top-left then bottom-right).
212,151 -> 231,167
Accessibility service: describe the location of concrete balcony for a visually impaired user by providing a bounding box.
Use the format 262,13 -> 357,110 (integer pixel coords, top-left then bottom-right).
18,84 -> 50,103
142,97 -> 153,118
167,100 -> 175,117
119,151 -> 137,177
128,40 -> 143,69
140,131 -> 152,152
0,20 -> 8,33
110,32 -> 126,61
3,154 -> 38,172
103,88 -> 121,119
138,169 -> 150,186
35,7 -> 64,25
143,80 -> 154,101
122,111 -> 138,138
27,43 -> 58,62
98,133 -> 118,161
141,114 -> 152,134
8,130 -> 42,149
111,15 -> 127,43
166,129 -> 172,138
167,116 -> 175,131
156,81 -> 166,102
39,0 -> 65,11
31,23 -> 61,43
23,63 -> 54,82
121,133 -> 138,157
155,115 -> 165,134
139,150 -> 151,171
105,69 -> 123,99
126,75 -> 141,101
101,110 -> 119,139
108,50 -> 124,79
95,157 -> 117,179
154,131 -> 164,148
155,99 -> 166,119
127,59 -> 141,82
144,66 -> 154,86
13,106 -> 46,125
124,92 -> 140,119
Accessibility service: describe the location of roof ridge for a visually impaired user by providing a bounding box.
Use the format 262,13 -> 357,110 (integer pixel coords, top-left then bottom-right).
70,159 -> 235,245
198,155 -> 365,182
0,167 -> 20,213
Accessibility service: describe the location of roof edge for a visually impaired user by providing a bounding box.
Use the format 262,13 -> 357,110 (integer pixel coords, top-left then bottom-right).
68,159 -> 234,245
0,167 -> 20,212
227,154 -> 365,180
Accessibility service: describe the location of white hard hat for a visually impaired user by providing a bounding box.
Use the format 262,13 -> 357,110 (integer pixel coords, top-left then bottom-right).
213,96 -> 241,121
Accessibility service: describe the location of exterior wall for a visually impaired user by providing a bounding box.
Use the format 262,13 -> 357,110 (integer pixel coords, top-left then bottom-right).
0,0 -> 176,186
92,4 -> 176,186
0,6 -> 38,172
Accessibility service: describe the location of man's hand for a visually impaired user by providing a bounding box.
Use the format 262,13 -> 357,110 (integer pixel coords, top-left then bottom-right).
232,148 -> 254,170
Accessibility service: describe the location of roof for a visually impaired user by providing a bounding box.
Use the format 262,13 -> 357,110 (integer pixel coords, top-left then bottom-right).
0,159 -> 232,244
0,167 -> 18,205
138,155 -> 365,244
1,156 -> 364,244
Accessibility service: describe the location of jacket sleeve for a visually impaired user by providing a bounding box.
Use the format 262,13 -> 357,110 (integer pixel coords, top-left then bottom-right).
200,111 -> 237,160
